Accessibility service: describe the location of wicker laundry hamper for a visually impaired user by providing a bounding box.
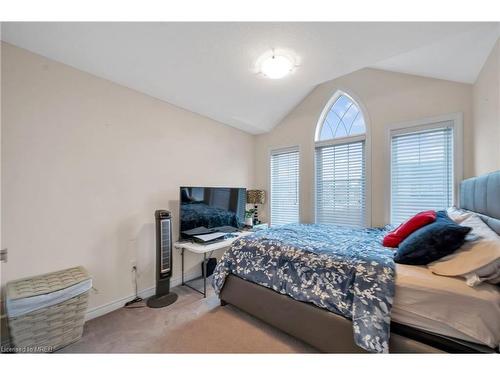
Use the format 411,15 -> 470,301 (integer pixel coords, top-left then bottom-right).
6,266 -> 92,353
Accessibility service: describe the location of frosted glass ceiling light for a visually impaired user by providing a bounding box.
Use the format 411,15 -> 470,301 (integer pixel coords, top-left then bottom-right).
258,52 -> 295,79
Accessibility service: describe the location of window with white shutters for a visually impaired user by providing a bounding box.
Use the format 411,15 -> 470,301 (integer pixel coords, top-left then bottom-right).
315,92 -> 367,227
391,123 -> 454,224
270,147 -> 300,226
315,141 -> 366,227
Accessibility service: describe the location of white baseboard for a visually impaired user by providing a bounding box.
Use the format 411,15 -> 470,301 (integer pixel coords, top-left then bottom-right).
84,286 -> 154,321
84,269 -> 202,322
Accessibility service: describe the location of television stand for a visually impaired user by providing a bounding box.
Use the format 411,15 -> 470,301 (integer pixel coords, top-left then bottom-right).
173,231 -> 253,298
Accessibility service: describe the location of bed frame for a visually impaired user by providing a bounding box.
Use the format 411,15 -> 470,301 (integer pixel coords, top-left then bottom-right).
219,171 -> 500,353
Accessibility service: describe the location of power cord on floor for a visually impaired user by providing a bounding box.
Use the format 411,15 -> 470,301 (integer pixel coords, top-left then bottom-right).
124,265 -> 146,309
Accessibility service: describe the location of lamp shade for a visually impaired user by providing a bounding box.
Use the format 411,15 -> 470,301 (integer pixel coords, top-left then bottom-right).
247,190 -> 266,205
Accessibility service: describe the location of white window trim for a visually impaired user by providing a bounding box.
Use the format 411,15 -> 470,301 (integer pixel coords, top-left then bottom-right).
313,89 -> 372,227
384,112 -> 464,224
268,145 -> 301,226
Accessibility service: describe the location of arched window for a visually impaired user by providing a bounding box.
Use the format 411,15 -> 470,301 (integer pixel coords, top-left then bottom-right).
317,94 -> 366,141
315,92 -> 368,228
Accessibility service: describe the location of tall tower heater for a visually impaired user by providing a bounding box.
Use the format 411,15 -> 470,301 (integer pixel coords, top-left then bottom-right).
147,210 -> 178,308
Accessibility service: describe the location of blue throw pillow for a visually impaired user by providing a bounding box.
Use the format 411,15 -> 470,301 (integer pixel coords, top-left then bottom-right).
394,211 -> 472,265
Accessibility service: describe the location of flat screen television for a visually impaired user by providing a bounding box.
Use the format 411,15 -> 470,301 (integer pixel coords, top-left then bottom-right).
179,187 -> 246,240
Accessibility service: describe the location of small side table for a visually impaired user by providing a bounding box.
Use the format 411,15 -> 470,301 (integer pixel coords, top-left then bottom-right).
174,231 -> 252,298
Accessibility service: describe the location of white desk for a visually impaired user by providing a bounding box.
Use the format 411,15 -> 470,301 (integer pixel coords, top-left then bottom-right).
173,231 -> 252,297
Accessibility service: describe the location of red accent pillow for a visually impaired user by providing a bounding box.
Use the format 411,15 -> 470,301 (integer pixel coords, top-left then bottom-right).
383,210 -> 437,248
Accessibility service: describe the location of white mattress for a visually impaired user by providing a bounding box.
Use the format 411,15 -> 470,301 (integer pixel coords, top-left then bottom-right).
392,264 -> 500,348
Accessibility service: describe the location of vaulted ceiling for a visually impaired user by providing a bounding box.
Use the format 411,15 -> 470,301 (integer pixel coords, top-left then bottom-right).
2,22 -> 498,134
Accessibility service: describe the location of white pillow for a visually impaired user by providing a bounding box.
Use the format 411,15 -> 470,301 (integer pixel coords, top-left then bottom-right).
428,215 -> 500,285
446,206 -> 474,223
464,259 -> 500,286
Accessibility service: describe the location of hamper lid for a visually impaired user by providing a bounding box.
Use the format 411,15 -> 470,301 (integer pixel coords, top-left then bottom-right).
6,266 -> 91,301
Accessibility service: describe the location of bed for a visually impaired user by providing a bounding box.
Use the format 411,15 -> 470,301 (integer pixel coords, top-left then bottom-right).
393,264 -> 500,349
213,171 -> 500,353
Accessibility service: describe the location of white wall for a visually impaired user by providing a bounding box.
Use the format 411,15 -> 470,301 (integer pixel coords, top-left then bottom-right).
255,68 -> 474,227
472,38 -> 500,175
1,43 -> 255,313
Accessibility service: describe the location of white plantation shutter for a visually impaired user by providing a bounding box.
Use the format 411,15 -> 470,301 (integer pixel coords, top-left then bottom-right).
315,140 -> 366,227
391,124 -> 453,224
270,147 -> 300,226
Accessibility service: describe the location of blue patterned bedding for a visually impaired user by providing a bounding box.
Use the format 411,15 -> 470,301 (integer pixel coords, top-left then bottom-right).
212,223 -> 396,353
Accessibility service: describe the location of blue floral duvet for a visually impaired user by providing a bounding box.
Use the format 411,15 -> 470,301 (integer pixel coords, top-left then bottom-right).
212,224 -> 395,353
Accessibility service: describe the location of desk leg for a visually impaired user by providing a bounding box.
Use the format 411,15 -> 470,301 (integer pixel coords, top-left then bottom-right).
181,248 -> 185,286
203,253 -> 207,298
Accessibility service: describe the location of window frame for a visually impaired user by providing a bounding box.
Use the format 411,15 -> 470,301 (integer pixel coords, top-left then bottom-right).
314,90 -> 372,227
385,113 -> 464,224
268,145 -> 301,226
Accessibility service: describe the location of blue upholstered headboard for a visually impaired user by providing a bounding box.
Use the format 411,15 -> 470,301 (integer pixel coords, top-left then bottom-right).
459,170 -> 500,235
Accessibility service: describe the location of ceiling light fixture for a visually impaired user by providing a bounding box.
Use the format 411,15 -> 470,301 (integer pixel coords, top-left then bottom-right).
257,50 -> 296,79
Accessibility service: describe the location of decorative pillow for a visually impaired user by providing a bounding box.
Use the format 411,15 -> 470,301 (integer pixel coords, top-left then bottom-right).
428,215 -> 500,285
394,211 -> 471,265
383,210 -> 437,248
446,206 -> 474,224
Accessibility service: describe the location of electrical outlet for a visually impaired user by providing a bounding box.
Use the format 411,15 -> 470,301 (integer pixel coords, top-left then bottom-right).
130,259 -> 137,271
0,248 -> 7,263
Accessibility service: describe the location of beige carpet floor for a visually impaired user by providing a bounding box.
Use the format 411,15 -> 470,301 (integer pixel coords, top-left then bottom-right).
60,277 -> 317,353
